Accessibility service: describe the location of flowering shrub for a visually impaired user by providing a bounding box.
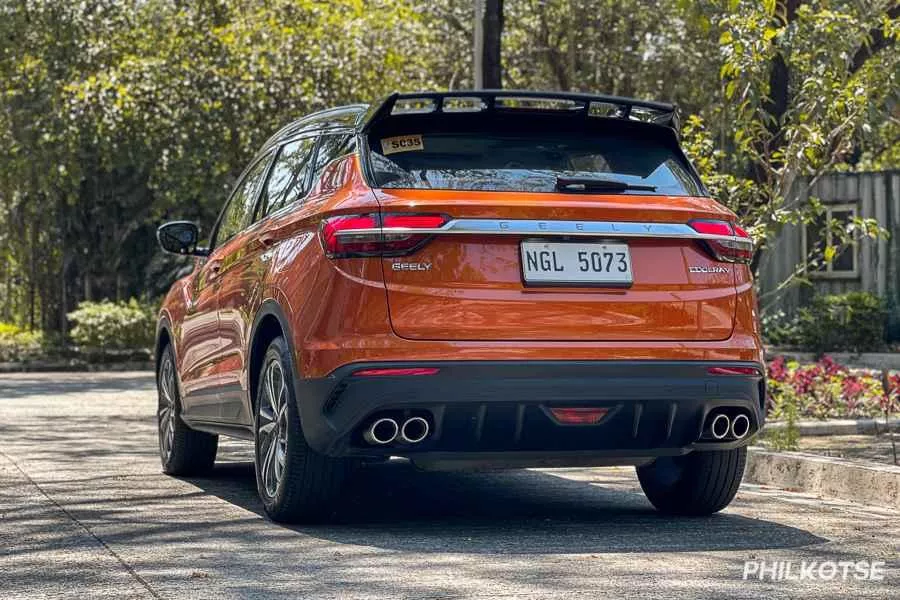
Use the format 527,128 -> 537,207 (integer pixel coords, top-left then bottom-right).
767,355 -> 899,419
0,323 -> 43,362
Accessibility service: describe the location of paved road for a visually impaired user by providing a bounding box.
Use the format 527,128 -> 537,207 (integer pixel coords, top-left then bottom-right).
0,372 -> 896,599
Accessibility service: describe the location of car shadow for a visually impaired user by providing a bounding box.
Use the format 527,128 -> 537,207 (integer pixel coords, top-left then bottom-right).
185,456 -> 826,555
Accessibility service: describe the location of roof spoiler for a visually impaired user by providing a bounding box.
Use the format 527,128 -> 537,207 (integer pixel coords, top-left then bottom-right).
358,90 -> 679,135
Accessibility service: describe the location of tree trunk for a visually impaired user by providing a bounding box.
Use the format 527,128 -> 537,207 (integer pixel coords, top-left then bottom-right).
28,220 -> 36,331
473,0 -> 503,89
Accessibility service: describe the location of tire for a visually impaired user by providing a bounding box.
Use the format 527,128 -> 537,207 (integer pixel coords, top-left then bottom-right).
157,345 -> 218,475
636,447 -> 746,515
254,337 -> 351,523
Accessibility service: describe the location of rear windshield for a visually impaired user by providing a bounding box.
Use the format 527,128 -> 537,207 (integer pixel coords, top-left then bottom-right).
366,116 -> 703,196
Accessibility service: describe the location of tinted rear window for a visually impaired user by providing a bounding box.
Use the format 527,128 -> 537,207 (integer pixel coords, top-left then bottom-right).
367,116 -> 702,196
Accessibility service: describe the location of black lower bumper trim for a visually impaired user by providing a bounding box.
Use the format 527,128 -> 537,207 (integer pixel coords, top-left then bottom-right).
293,360 -> 765,460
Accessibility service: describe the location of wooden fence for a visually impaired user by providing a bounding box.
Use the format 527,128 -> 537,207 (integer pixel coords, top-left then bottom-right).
757,170 -> 900,340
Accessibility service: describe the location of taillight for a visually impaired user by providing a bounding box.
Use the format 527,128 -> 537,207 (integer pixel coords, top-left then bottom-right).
320,213 -> 449,258
688,219 -> 753,264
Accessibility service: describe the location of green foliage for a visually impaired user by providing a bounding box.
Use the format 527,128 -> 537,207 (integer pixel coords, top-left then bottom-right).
67,299 -> 156,351
0,0 -> 897,338
761,309 -> 803,347
795,292 -> 887,353
0,323 -> 44,362
765,383 -> 800,451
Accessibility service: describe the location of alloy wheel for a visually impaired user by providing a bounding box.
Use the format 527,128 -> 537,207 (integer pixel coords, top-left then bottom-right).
258,357 -> 289,498
157,356 -> 178,463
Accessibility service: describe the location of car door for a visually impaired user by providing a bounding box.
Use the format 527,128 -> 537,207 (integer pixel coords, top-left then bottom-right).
181,154 -> 272,422
178,256 -> 223,419
216,135 -> 319,425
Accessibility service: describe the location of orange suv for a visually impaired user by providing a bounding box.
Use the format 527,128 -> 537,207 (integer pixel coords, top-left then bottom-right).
155,91 -> 764,522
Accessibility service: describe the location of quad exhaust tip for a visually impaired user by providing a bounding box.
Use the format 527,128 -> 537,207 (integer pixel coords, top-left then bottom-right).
364,418 -> 399,445
705,411 -> 752,441
399,417 -> 430,444
731,413 -> 751,439
709,413 -> 731,440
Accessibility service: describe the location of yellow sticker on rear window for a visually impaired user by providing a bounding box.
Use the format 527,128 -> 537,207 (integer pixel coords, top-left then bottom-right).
381,134 -> 424,155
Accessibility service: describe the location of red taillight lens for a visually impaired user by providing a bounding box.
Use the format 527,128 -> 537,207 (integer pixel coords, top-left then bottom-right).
688,219 -> 753,264
352,367 -> 440,377
382,214 -> 447,229
321,214 -> 381,257
548,407 -> 610,425
688,219 -> 733,237
320,213 -> 448,258
707,366 -> 762,376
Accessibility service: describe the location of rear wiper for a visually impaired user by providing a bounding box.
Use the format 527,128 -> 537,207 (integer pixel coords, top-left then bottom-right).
555,176 -> 656,193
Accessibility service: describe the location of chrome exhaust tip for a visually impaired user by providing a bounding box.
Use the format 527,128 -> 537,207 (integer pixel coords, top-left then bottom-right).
364,418 -> 399,445
399,416 -> 430,444
731,413 -> 751,439
709,413 -> 731,440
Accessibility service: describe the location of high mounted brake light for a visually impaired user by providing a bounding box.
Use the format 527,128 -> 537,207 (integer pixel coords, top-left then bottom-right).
688,219 -> 753,264
320,213 -> 449,258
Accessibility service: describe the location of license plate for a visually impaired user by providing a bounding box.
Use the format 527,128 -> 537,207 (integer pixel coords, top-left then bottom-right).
520,241 -> 633,286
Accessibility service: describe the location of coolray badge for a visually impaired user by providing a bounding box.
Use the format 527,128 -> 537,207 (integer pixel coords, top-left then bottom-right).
688,265 -> 729,274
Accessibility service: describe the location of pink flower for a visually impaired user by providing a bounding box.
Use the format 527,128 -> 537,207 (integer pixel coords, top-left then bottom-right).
767,356 -> 787,382
841,375 -> 865,402
818,355 -> 846,376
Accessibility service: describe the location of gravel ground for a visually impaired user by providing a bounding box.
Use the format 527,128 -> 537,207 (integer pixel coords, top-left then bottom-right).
0,372 -> 897,599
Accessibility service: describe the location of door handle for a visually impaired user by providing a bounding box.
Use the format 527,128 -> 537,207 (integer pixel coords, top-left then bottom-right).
205,260 -> 223,281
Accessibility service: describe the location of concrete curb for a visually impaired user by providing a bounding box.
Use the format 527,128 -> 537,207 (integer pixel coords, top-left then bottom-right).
765,418 -> 900,435
745,447 -> 900,510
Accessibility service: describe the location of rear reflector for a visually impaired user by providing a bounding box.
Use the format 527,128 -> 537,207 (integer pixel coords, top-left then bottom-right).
688,219 -> 753,264
707,366 -> 762,376
352,367 -> 440,377
320,213 -> 448,258
548,407 -> 610,425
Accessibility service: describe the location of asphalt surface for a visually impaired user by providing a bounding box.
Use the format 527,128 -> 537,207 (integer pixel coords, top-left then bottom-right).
0,372 -> 897,599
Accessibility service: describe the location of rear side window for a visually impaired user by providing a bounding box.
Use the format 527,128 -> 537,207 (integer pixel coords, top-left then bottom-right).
367,116 -> 702,196
256,136 -> 317,219
310,133 -> 356,186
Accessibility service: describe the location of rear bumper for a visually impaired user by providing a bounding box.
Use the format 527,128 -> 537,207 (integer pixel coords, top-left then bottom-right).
294,360 -> 765,464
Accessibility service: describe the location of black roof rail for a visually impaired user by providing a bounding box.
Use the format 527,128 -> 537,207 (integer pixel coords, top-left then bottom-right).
358,90 -> 679,133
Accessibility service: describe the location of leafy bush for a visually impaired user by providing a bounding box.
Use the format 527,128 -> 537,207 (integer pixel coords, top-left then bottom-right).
0,323 -> 44,362
766,355 -> 897,419
67,299 -> 156,351
795,292 -> 887,353
761,309 -> 803,347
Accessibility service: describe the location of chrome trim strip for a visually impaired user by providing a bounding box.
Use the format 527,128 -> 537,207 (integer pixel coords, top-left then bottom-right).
334,218 -> 748,243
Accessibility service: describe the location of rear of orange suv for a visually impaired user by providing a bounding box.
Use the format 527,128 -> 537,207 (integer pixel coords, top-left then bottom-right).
286,92 -> 764,520
156,91 -> 765,523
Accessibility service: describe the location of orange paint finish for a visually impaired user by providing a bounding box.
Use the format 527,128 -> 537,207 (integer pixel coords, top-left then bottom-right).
159,142 -> 763,413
